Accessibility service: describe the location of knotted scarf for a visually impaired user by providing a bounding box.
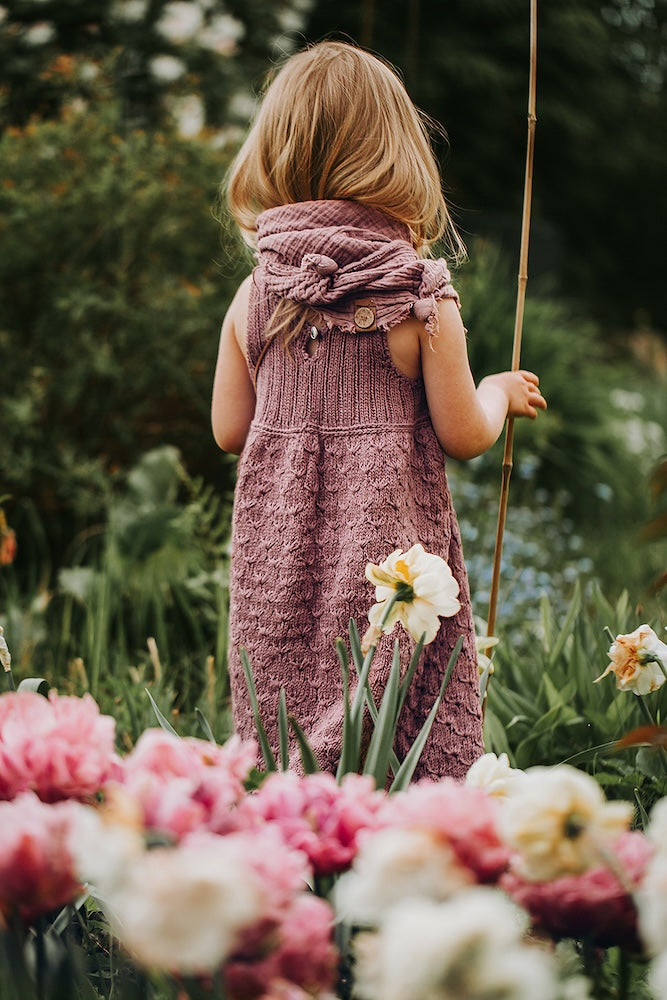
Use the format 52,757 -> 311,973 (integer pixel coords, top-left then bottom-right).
255,199 -> 459,340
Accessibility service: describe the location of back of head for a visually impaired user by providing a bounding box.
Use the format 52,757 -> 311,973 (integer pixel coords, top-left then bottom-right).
225,40 -> 462,256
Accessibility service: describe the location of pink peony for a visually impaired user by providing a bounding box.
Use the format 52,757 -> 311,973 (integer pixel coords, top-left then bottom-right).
231,770 -> 387,876
376,777 -> 510,883
500,830 -> 653,947
0,792 -> 83,923
225,893 -> 338,1000
118,729 -> 257,838
0,690 -> 118,802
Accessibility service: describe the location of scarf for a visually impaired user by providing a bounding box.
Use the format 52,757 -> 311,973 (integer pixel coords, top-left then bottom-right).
255,199 -> 459,339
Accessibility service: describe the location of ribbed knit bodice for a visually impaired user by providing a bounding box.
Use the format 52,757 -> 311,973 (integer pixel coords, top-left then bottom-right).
227,201 -> 484,781
250,271 -> 429,432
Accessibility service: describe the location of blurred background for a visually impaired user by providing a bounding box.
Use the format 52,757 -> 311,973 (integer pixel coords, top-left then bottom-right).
0,0 -> 665,738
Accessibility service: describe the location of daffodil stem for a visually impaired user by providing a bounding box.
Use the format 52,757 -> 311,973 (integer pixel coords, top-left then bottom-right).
638,696 -> 656,728
5,667 -> 15,691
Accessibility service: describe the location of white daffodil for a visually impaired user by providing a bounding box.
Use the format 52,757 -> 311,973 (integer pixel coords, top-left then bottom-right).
594,624 -> 667,695
465,752 -> 526,798
500,765 -> 634,882
363,544 -> 460,649
353,890 -> 557,1000
333,828 -> 470,927
475,634 -> 499,676
0,625 -> 11,673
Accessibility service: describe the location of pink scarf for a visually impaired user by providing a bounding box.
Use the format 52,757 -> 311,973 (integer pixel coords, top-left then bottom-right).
255,199 -> 459,338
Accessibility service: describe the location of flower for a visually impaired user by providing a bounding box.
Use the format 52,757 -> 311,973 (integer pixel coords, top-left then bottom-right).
650,953 -> 667,1000
23,21 -> 55,46
156,1 -> 203,43
118,728 -> 257,838
0,690 -> 118,802
197,14 -> 245,55
93,832 -> 266,975
594,624 -> 667,695
232,770 -> 386,876
168,93 -> 205,137
465,752 -> 526,798
333,827 -> 471,926
499,765 -> 634,882
502,831 -> 652,948
0,507 -> 16,565
363,543 -> 461,648
149,54 -> 186,82
475,634 -> 498,675
0,792 -> 83,923
378,777 -> 510,883
0,626 -> 10,673
225,893 -> 337,1000
351,890 -> 558,1000
636,799 -> 667,956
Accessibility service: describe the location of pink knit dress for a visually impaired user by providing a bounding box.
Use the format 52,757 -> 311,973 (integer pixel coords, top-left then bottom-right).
228,200 -> 484,781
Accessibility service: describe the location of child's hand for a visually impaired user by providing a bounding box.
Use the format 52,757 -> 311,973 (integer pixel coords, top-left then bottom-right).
481,370 -> 547,420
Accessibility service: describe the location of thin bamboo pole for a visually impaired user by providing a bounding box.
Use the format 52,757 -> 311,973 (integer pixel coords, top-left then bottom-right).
483,0 -> 538,674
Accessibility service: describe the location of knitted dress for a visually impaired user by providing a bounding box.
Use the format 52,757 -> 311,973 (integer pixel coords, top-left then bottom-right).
227,200 -> 484,781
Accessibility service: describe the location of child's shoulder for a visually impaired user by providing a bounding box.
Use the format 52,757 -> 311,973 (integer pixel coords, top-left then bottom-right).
226,273 -> 254,358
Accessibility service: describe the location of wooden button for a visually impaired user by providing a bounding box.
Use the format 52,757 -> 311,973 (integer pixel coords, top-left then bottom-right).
354,305 -> 375,330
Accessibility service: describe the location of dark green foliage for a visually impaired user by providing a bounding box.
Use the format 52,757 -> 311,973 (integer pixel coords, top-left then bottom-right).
0,101 -> 245,558
304,0 -> 667,329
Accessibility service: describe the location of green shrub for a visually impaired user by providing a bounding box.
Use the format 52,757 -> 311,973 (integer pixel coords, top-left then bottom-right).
0,101 -> 247,560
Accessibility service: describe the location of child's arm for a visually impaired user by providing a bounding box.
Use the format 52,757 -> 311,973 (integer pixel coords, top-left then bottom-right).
211,275 -> 256,455
420,297 -> 546,460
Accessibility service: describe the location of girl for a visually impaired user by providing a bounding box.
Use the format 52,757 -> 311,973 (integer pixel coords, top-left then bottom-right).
212,40 -> 546,780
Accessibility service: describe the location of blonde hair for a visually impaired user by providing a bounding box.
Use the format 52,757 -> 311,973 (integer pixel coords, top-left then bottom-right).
225,40 -> 464,259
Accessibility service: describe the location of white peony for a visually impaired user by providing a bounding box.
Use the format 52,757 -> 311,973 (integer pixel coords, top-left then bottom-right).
465,752 -> 526,798
500,764 -> 633,881
333,827 -> 470,926
353,890 -> 557,1000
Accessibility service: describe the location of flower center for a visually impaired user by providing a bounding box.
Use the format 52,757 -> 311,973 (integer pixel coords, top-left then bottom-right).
394,581 -> 415,603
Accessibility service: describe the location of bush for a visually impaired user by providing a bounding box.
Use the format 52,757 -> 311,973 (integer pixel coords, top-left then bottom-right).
0,99 -> 247,561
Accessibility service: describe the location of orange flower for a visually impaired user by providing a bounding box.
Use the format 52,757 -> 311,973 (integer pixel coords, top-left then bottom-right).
0,510 -> 16,566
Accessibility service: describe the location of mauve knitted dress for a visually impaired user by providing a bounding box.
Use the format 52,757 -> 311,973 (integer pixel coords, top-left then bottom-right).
227,200 -> 484,781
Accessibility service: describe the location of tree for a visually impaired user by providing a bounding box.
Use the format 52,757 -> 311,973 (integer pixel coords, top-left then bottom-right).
303,0 -> 667,330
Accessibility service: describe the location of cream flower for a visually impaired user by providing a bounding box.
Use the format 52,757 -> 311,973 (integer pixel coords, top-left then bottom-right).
594,624 -> 667,695
465,753 -> 526,798
90,835 -> 264,974
352,890 -> 557,1000
364,544 -> 460,648
500,765 -> 634,882
333,827 -> 471,926
475,634 -> 498,676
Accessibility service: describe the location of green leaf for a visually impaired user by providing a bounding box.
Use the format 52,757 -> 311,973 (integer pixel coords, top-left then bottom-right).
239,647 -> 276,771
144,688 -> 179,736
391,635 -> 464,792
288,715 -> 321,774
397,634 -> 425,716
363,639 -> 402,788
278,688 -> 289,771
195,706 -> 217,744
547,580 -> 582,668
336,637 -> 358,779
482,707 -> 513,758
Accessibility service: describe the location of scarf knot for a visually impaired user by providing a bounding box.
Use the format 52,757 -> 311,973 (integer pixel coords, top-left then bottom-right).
256,200 -> 459,340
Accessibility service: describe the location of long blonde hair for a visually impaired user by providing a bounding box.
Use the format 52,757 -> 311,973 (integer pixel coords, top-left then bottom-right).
224,41 -> 464,359
226,40 -> 463,256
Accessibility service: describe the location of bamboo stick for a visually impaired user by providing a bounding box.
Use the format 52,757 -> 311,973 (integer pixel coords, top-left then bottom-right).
483,0 -> 538,687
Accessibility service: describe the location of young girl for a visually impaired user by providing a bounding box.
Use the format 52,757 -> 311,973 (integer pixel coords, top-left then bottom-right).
211,40 -> 546,780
